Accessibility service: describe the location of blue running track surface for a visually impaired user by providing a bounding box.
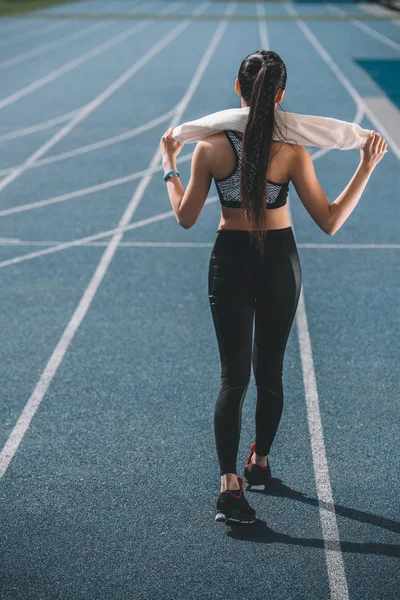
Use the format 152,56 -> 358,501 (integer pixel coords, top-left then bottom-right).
0,2 -> 399,599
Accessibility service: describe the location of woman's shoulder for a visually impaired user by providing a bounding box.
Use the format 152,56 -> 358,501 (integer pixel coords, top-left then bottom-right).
273,140 -> 306,152
286,143 -> 311,160
199,131 -> 228,142
269,142 -> 311,182
275,142 -> 310,164
195,131 -> 229,151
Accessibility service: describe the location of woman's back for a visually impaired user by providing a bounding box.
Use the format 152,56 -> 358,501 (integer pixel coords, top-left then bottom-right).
206,130 -> 294,231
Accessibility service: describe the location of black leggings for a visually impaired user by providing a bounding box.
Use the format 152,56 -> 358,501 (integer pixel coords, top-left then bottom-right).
208,227 -> 302,476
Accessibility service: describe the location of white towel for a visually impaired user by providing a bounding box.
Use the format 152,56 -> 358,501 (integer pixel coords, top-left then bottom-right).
173,107 -> 371,150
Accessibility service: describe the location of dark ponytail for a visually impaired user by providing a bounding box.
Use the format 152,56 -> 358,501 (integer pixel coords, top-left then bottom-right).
238,50 -> 287,258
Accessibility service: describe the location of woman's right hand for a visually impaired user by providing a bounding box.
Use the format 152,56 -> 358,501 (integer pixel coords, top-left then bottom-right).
360,131 -> 387,171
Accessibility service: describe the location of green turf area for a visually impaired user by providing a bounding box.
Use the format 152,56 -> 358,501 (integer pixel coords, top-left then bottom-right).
0,0 -> 78,18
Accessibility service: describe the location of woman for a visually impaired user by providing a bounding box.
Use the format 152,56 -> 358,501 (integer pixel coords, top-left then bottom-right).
160,49 -> 387,525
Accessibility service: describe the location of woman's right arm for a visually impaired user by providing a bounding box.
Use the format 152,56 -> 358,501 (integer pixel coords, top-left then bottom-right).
290,132 -> 387,235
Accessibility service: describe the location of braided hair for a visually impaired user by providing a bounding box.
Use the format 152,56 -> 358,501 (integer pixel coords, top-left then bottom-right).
238,50 -> 287,258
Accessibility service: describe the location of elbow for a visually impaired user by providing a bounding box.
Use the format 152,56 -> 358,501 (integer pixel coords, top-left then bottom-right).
321,205 -> 336,235
176,213 -> 188,229
178,219 -> 193,230
325,207 -> 336,236
326,220 -> 338,236
320,221 -> 334,235
177,213 -> 195,229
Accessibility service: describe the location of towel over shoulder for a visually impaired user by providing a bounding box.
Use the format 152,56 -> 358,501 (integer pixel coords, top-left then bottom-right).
172,107 -> 370,150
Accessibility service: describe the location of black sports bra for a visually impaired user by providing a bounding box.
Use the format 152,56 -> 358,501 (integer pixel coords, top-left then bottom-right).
213,130 -> 289,209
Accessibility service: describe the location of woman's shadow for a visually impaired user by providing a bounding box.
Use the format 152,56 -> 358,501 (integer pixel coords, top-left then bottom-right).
224,476 -> 400,557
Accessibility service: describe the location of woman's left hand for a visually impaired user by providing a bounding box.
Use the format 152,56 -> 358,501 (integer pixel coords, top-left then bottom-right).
160,127 -> 184,161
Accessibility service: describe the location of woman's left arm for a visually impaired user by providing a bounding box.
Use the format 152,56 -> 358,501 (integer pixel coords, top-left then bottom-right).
160,127 -> 212,229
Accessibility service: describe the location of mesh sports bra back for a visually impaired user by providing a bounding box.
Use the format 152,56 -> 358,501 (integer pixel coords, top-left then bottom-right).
213,130 -> 289,209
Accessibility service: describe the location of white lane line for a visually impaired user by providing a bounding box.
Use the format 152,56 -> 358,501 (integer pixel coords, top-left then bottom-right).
0,105 -> 356,230
0,239 -> 398,249
0,22 -> 108,70
0,21 -> 68,48
296,289 -> 350,599
0,2 -> 192,195
360,2 -> 400,22
0,110 -> 79,144
286,4 -> 363,111
0,199 -> 218,270
256,2 -> 269,49
0,101 -> 388,260
363,96 -> 400,151
0,0 -> 230,479
285,3 -> 400,162
0,0 -> 169,112
0,98 -> 356,175
0,69 -> 356,211
362,3 -> 400,27
88,242 -> 400,249
295,243 -> 400,248
0,96 -> 354,247
327,3 -> 400,52
286,190 -> 350,600
0,149 -> 194,220
0,106 -> 178,176
283,7 -> 400,598
6,0 -> 152,71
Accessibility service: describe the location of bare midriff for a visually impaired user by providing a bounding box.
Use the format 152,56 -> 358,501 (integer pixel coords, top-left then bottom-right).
217,204 -> 292,231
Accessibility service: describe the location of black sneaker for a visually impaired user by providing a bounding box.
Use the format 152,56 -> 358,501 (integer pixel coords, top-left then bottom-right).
215,475 -> 256,524
244,443 -> 272,491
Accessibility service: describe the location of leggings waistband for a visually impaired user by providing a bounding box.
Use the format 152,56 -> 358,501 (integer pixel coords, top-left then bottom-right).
216,226 -> 293,235
212,227 -> 297,262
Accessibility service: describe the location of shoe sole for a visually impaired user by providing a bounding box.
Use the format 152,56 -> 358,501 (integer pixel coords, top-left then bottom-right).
244,464 -> 272,491
215,511 -> 255,524
244,481 -> 267,491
